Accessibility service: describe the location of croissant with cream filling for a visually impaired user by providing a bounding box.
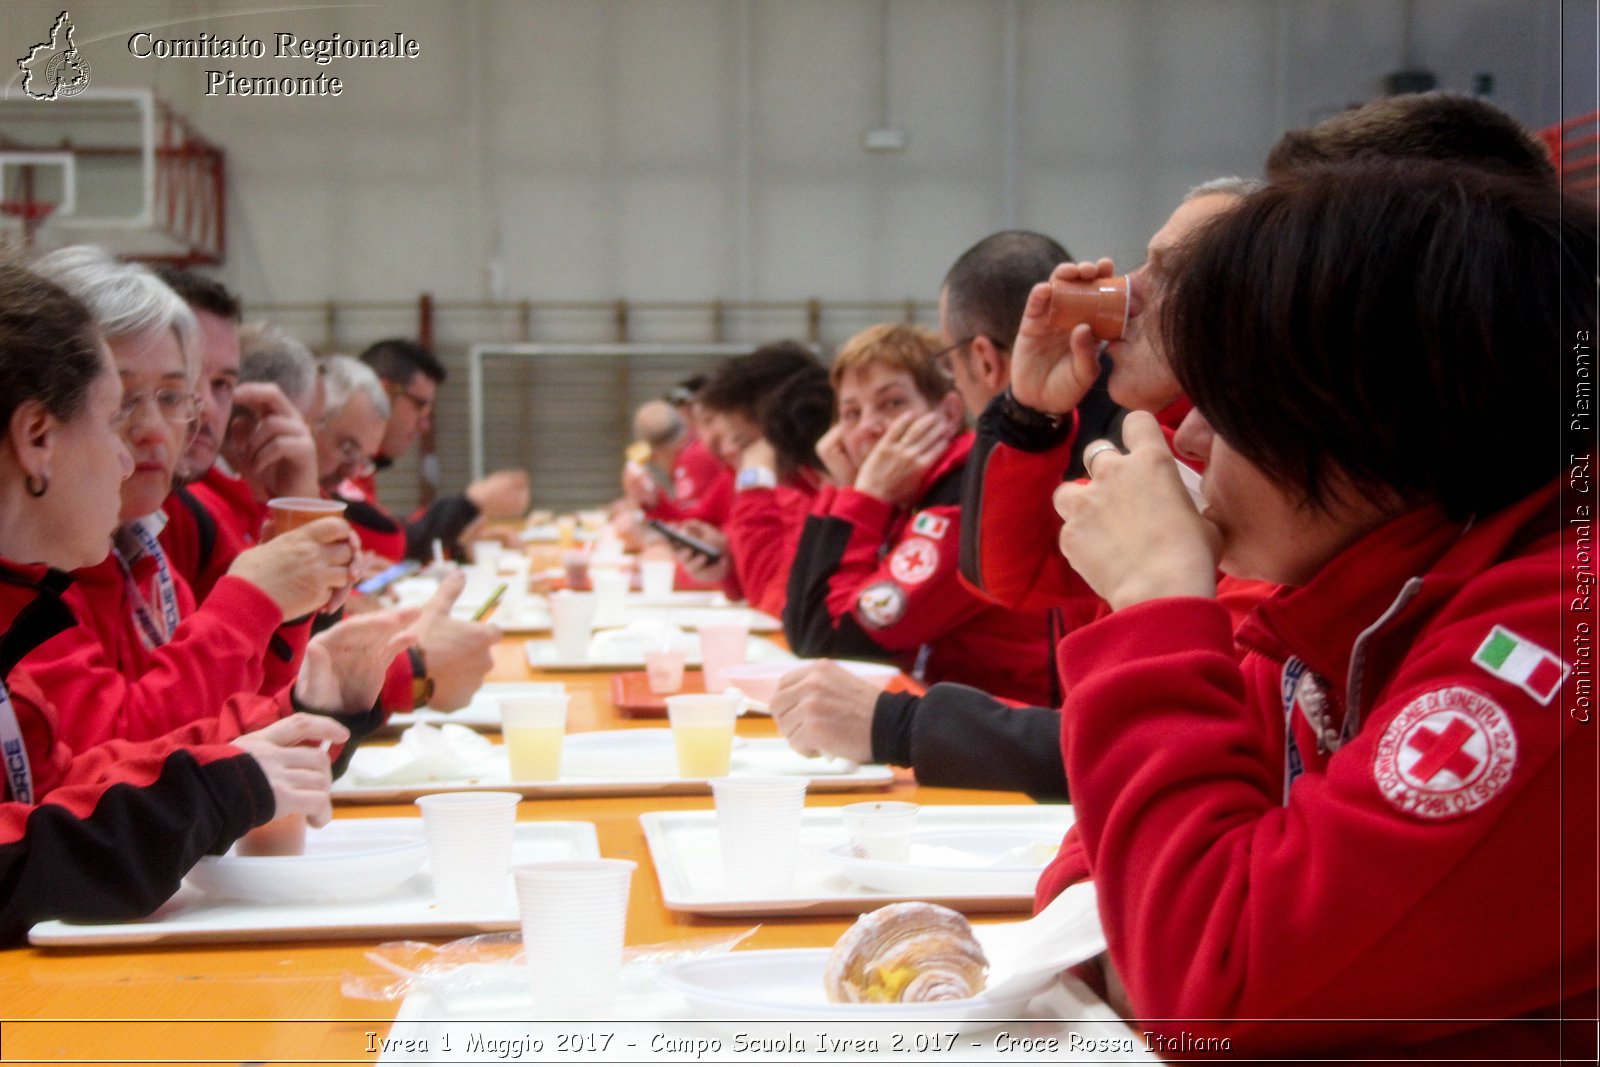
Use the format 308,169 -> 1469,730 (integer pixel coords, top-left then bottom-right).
823,902 -> 988,1003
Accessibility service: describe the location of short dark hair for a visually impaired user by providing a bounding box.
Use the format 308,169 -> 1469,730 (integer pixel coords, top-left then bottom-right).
1265,91 -> 1557,184
941,231 -> 1070,349
1163,160 -> 1593,519
700,342 -> 832,476
153,266 -> 242,322
755,361 -> 834,477
359,338 -> 447,386
0,263 -> 105,431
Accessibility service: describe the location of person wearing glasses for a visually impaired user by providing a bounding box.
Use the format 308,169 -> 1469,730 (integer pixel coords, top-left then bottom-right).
347,338 -> 531,563
23,247 -> 403,752
780,324 -> 1055,708
0,262 -> 361,943
314,355 -> 407,562
771,233 -> 1090,795
153,270 -> 324,604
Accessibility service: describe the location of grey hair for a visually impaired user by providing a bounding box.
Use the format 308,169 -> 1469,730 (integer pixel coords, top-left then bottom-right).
320,354 -> 390,421
31,244 -> 200,386
239,321 -> 320,414
1185,176 -> 1265,202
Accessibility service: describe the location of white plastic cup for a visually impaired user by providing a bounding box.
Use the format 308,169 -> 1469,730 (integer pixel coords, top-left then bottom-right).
698,615 -> 749,692
665,693 -> 741,778
417,791 -> 521,912
710,776 -> 808,896
590,567 -> 629,627
472,540 -> 503,574
549,591 -> 598,661
644,648 -> 687,694
500,692 -> 569,781
515,859 -> 636,1017
841,800 -> 919,862
639,558 -> 676,599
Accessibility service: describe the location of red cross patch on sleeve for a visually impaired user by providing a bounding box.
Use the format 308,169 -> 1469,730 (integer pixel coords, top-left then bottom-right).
888,537 -> 940,585
1373,686 -> 1517,820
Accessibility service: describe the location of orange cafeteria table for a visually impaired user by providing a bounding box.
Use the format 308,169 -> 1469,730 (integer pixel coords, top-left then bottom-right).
0,636 -> 1038,1065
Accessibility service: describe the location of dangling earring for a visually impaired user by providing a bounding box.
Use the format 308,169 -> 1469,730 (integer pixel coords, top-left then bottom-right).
24,473 -> 48,498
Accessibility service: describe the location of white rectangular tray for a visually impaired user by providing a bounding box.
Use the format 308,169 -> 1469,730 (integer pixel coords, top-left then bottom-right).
28,818 -> 598,947
333,732 -> 895,804
525,634 -> 793,672
385,680 -> 565,733
642,805 -> 1073,916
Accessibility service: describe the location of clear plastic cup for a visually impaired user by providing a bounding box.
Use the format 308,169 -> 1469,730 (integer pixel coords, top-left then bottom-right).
500,692 -> 569,781
841,800 -> 919,862
710,776 -> 808,896
472,540 -> 503,574
590,567 -> 629,628
644,648 -> 687,694
416,791 -> 520,912
665,693 -> 740,778
549,591 -> 597,661
639,559 -> 676,599
515,859 -> 636,1018
698,615 -> 749,692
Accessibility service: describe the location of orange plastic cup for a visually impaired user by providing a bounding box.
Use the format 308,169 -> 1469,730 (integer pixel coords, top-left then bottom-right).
236,813 -> 308,857
1051,275 -> 1129,341
267,497 -> 347,537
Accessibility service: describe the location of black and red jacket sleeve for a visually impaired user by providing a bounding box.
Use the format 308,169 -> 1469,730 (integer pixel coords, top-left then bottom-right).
871,684 -> 1066,799
23,558 -> 291,749
784,462 -> 985,663
404,495 -> 481,563
0,571 -> 274,943
335,493 -> 407,563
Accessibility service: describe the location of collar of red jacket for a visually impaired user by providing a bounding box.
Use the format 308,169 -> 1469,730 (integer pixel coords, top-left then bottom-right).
1237,479 -> 1563,697
201,462 -> 255,504
0,558 -> 78,678
910,430 -> 976,502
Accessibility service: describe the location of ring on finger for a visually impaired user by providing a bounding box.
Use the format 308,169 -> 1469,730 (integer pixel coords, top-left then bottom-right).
1083,441 -> 1122,477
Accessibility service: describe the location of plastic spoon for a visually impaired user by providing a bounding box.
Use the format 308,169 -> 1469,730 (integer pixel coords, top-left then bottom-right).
972,881 -> 1106,1001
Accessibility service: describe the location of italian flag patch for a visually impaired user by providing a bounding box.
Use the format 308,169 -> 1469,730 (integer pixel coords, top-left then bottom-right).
1472,625 -> 1568,705
911,512 -> 949,540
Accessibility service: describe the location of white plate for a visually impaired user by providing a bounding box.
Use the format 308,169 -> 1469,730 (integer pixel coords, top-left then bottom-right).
28,819 -> 599,947
524,634 -> 794,672
622,606 -> 783,633
825,829 -> 1059,896
386,681 -> 567,733
641,804 -> 1073,916
333,733 -> 893,803
185,822 -> 427,904
658,949 -> 1053,1026
723,658 -> 900,704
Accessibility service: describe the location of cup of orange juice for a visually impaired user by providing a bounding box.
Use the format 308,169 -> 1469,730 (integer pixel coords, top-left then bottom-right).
499,692 -> 569,781
665,693 -> 740,779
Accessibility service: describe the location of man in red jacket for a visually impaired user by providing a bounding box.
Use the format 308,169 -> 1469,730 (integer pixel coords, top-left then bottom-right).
347,338 -> 531,562
783,324 -> 1056,707
622,396 -> 732,527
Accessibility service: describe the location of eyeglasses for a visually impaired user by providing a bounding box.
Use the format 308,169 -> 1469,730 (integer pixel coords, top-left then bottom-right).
387,383 -> 434,416
930,336 -> 976,375
113,388 -> 201,432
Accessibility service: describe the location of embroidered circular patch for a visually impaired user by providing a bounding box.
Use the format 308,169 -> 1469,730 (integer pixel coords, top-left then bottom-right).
1373,686 -> 1517,820
888,537 -> 940,585
857,581 -> 907,629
